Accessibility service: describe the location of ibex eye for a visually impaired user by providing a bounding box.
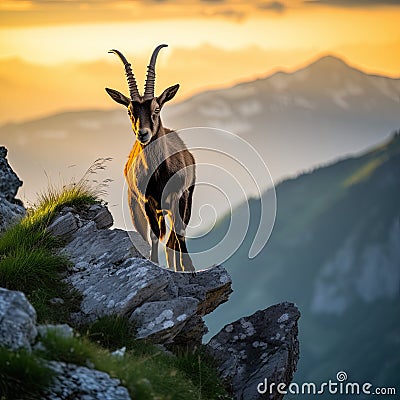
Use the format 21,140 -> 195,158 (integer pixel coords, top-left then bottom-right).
154,107 -> 160,114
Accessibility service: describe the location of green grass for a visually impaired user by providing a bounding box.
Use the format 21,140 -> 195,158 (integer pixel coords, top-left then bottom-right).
0,347 -> 55,400
37,328 -> 230,400
80,315 -> 139,351
343,155 -> 387,188
174,348 -> 231,400
81,316 -> 229,399
0,160 -> 108,322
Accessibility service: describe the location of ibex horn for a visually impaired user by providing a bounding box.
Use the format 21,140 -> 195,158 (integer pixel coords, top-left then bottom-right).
143,44 -> 168,100
108,49 -> 140,101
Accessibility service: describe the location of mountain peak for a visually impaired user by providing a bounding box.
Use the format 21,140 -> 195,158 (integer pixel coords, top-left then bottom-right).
307,54 -> 352,72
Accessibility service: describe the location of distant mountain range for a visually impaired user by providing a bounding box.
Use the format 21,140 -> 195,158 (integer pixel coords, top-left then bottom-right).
0,55 -> 399,229
194,133 -> 400,394
164,55 -> 400,180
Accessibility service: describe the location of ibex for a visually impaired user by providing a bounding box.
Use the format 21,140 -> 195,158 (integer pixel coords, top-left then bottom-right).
106,44 -> 195,272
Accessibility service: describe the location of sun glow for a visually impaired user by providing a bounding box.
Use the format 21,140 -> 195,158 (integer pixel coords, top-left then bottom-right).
0,1 -> 399,123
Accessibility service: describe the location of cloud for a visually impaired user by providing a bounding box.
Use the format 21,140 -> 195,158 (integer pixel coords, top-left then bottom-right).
304,0 -> 400,7
203,7 -> 246,20
257,1 -> 286,13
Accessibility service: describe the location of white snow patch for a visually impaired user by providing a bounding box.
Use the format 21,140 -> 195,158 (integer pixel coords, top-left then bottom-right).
332,92 -> 349,109
237,100 -> 262,117
371,78 -> 400,102
199,100 -> 233,118
208,119 -> 251,135
78,119 -> 102,130
331,82 -> 364,109
294,96 -> 315,110
227,85 -> 256,99
40,129 -> 67,140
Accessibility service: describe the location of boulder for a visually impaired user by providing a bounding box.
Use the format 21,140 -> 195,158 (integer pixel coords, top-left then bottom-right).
131,297 -> 200,342
0,146 -> 23,202
37,324 -> 74,339
0,287 -> 37,351
45,361 -> 131,400
206,302 -> 300,400
0,146 -> 25,232
48,205 -> 233,346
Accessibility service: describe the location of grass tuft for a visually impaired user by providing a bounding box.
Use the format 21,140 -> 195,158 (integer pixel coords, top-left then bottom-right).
80,315 -> 138,351
175,348 -> 231,399
0,159 -> 112,323
37,329 -> 228,400
0,347 -> 55,400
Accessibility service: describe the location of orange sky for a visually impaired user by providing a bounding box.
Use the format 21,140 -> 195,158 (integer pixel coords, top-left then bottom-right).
0,0 -> 399,123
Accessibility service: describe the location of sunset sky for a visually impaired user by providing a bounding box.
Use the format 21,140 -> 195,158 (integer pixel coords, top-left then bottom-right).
0,0 -> 399,123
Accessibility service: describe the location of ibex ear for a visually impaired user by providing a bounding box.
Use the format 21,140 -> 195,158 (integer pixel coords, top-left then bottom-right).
105,88 -> 130,107
157,84 -> 180,108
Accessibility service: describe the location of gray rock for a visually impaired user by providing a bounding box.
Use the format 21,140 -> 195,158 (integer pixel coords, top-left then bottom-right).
111,346 -> 126,358
206,302 -> 300,400
62,221 -> 143,268
47,211 -> 79,240
131,297 -> 200,342
45,361 -> 131,400
0,146 -> 23,202
127,230 -> 151,259
55,205 -> 233,345
88,204 -> 114,230
0,198 -> 25,232
166,264 -> 232,315
0,287 -> 37,351
68,257 -> 172,324
49,297 -> 65,305
0,146 -> 25,232
37,324 -> 74,339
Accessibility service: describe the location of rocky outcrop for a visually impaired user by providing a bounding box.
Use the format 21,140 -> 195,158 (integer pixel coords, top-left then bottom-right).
0,146 -> 25,232
0,287 -> 131,400
0,148 -> 301,399
207,303 -> 300,400
48,204 -> 232,346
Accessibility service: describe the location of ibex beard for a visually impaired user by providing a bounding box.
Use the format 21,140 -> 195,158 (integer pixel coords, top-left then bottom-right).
105,44 -> 195,272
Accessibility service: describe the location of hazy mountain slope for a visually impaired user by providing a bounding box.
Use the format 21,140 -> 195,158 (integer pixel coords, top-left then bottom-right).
193,133 -> 400,392
164,55 -> 400,181
0,109 -> 132,226
1,55 -> 399,230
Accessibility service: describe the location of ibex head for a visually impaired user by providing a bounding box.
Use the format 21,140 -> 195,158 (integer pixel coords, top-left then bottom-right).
105,44 -> 179,145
